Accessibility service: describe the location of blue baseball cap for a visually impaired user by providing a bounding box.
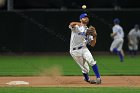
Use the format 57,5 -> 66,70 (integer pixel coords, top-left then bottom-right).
113,18 -> 120,24
79,13 -> 88,20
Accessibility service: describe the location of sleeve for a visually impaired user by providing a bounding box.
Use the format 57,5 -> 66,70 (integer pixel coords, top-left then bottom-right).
128,29 -> 134,37
138,31 -> 140,38
69,25 -> 80,32
112,26 -> 118,33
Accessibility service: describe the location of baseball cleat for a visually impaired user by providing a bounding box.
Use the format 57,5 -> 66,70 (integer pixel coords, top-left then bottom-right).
84,78 -> 90,83
88,80 -> 96,84
84,78 -> 101,84
94,78 -> 102,84
89,78 -> 101,84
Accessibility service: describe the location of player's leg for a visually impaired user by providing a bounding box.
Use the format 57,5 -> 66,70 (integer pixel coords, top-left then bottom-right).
110,39 -> 116,52
110,39 -> 121,55
128,44 -> 133,56
121,49 -> 125,57
117,39 -> 124,62
110,39 -> 120,54
83,48 -> 101,84
133,44 -> 138,55
110,39 -> 124,62
82,60 -> 90,82
70,53 -> 90,81
74,56 -> 90,81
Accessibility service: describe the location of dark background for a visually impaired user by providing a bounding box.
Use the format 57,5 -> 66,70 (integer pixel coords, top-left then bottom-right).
1,0 -> 140,10
13,0 -> 140,9
0,0 -> 140,52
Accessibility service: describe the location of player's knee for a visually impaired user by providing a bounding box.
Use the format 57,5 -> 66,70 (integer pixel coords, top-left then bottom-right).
82,69 -> 90,73
110,48 -> 113,52
69,50 -> 72,54
89,60 -> 96,66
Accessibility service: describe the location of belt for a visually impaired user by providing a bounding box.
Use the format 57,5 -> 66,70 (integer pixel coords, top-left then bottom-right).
73,46 -> 83,50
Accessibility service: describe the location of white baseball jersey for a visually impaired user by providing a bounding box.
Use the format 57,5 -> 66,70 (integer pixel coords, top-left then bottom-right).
128,28 -> 140,44
69,25 -> 93,50
110,24 -> 124,51
128,28 -> 140,50
112,24 -> 124,39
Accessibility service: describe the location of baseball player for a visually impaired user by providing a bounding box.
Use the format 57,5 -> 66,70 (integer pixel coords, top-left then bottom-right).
110,18 -> 124,62
69,13 -> 101,84
128,24 -> 140,56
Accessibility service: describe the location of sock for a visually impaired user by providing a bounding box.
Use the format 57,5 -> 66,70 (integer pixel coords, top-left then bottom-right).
113,48 -> 118,54
92,64 -> 100,78
118,51 -> 124,62
113,48 -> 123,62
83,73 -> 89,81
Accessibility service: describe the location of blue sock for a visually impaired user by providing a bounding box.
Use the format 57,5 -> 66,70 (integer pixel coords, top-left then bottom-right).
113,48 -> 123,62
118,51 -> 124,62
92,64 -> 100,78
83,73 -> 89,81
113,48 -> 118,54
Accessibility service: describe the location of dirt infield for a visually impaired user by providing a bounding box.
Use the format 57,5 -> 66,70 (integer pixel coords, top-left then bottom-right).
0,76 -> 140,87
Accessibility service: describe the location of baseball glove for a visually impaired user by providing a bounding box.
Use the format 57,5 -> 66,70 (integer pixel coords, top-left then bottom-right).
86,25 -> 97,37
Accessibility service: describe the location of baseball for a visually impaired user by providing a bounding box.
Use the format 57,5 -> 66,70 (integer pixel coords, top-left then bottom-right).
82,5 -> 86,9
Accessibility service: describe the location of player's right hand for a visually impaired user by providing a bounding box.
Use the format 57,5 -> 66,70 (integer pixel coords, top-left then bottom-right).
70,22 -> 81,27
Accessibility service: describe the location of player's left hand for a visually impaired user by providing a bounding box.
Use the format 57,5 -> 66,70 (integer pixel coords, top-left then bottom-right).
86,26 -> 97,37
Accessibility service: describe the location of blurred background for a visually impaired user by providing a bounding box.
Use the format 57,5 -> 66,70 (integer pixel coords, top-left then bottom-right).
0,0 -> 140,53
1,0 -> 140,9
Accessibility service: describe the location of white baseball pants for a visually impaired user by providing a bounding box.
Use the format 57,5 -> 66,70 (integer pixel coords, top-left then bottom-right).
110,38 -> 124,51
70,47 -> 96,73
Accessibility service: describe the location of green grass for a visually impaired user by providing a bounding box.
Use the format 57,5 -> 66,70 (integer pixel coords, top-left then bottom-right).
0,87 -> 140,93
0,55 -> 140,92
0,54 -> 140,76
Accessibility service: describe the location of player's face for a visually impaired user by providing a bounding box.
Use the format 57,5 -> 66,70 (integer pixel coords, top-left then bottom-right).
135,25 -> 139,31
80,17 -> 89,24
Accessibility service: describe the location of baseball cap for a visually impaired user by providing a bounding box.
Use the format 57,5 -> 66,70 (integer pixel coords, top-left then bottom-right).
113,18 -> 120,24
79,13 -> 88,20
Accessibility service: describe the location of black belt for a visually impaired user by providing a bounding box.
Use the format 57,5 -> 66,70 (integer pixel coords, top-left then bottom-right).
73,46 -> 83,50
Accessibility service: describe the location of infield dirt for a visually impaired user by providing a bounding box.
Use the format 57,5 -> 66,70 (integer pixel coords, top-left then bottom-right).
0,76 -> 140,87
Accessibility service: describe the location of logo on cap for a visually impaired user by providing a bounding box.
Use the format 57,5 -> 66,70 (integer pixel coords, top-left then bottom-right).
80,13 -> 88,20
